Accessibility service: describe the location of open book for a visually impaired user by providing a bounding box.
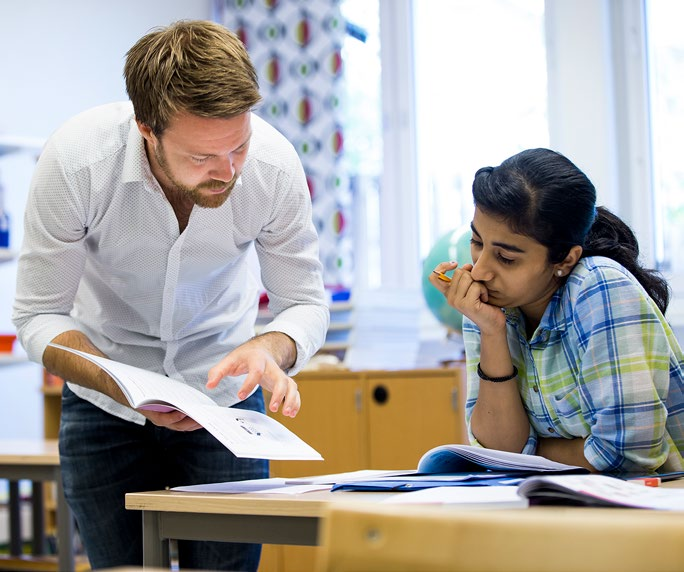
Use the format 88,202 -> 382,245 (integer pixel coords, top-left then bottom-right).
48,343 -> 322,461
331,444 -> 588,491
518,474 -> 684,510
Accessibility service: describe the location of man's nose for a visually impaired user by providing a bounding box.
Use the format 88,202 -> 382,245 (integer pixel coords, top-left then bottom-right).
210,155 -> 235,182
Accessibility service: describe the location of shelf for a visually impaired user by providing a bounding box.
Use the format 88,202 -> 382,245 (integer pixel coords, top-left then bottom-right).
0,135 -> 45,157
0,248 -> 17,263
320,342 -> 350,351
0,554 -> 90,571
330,301 -> 353,312
0,354 -> 28,367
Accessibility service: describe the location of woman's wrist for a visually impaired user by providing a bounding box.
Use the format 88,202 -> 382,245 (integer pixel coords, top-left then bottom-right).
477,362 -> 518,383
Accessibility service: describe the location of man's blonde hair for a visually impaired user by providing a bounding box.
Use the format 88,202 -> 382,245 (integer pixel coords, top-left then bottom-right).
124,20 -> 261,134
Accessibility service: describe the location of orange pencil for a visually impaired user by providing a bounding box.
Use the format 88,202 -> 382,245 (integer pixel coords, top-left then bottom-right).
432,270 -> 452,283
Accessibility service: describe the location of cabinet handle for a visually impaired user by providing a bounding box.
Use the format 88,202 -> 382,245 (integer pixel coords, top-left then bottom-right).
451,387 -> 459,411
372,384 -> 389,405
354,388 -> 363,412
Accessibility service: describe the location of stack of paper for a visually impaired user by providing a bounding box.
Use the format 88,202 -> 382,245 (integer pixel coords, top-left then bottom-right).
344,288 -> 422,370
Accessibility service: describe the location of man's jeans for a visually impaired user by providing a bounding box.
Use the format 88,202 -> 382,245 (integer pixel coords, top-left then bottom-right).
59,383 -> 268,571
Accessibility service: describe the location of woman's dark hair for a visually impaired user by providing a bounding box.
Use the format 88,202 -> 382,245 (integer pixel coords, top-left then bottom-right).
471,148 -> 670,313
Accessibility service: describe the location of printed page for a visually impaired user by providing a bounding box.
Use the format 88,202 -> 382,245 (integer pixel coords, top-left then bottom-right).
518,474 -> 684,510
189,404 -> 323,460
286,469 -> 417,485
383,485 -> 529,508
48,344 -> 323,461
172,479 -> 330,494
48,344 -> 215,410
172,478 -> 289,493
417,443 -> 587,473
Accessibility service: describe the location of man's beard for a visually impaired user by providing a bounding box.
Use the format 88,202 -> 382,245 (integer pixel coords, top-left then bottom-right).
155,143 -> 238,208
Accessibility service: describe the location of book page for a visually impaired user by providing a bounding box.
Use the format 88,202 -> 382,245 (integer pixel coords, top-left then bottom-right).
417,444 -> 586,473
518,474 -> 684,510
49,344 -> 215,411
172,478 -> 289,493
188,404 -> 323,460
383,485 -> 529,508
47,343 -> 323,461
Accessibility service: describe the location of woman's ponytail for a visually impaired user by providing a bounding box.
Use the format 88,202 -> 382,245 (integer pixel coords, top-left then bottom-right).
583,207 -> 670,313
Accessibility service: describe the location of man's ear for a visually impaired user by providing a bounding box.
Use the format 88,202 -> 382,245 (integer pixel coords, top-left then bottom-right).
555,245 -> 583,278
136,120 -> 155,144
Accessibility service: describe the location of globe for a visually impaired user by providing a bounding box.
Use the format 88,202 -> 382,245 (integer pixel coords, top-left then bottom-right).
421,225 -> 473,333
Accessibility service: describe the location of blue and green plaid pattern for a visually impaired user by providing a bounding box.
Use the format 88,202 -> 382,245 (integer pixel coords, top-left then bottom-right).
464,256 -> 684,473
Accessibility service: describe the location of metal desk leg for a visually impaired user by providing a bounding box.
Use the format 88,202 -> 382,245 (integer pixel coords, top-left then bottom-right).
55,473 -> 76,572
8,480 -> 21,556
31,480 -> 46,555
142,511 -> 170,569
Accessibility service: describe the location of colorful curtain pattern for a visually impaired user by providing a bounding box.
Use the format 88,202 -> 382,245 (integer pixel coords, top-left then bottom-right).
214,0 -> 352,289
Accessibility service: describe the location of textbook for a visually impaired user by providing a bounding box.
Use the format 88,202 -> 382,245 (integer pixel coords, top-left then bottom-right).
331,444 -> 589,492
48,343 -> 323,461
416,443 -> 589,474
517,474 -> 684,510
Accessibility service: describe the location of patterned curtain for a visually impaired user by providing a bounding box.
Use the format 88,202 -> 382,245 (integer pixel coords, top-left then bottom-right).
214,0 -> 353,290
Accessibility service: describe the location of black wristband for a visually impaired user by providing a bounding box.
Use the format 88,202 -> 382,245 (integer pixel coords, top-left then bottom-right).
477,363 -> 518,383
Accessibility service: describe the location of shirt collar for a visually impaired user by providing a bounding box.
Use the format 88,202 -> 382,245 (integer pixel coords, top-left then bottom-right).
121,118 -> 148,184
503,286 -> 567,343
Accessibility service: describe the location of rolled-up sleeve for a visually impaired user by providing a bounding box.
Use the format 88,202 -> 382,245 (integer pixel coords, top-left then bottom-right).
12,140 -> 89,364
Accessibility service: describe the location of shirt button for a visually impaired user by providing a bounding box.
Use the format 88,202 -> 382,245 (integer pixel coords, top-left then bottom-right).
548,427 -> 555,433
532,386 -> 539,393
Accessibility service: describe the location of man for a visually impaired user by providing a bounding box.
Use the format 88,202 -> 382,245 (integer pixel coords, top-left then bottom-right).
13,20 -> 329,571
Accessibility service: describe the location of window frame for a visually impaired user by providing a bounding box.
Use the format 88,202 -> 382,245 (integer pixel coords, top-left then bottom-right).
375,0 -> 683,323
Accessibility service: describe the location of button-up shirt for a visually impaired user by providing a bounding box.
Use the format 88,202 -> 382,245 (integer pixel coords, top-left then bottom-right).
13,102 -> 329,424
464,256 -> 684,473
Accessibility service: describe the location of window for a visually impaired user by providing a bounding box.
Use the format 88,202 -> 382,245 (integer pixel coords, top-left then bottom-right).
342,0 -> 547,291
343,0 -> 684,334
646,0 -> 684,278
340,0 -> 383,290
414,0 -> 548,258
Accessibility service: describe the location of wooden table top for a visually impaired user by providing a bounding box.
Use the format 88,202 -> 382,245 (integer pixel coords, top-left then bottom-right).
0,439 -> 60,465
125,488 -> 392,518
126,476 -> 684,518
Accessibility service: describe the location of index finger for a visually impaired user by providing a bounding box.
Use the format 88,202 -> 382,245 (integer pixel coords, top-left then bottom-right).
236,368 -> 263,401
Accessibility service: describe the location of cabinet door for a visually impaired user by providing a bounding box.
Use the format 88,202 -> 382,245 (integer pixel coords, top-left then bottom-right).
263,372 -> 366,572
365,368 -> 467,469
268,371 -> 366,478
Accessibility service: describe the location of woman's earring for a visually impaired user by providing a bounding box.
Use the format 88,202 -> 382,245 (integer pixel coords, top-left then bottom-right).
556,270 -> 563,277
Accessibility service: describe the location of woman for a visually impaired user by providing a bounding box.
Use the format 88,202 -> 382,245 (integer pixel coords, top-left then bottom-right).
430,148 -> 684,473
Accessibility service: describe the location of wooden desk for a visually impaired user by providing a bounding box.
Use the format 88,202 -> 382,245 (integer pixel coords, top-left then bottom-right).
317,498 -> 684,572
125,489 -> 394,568
126,481 -> 684,570
0,439 -> 84,572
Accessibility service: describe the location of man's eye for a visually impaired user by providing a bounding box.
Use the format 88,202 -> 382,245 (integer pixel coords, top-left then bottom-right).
191,156 -> 208,164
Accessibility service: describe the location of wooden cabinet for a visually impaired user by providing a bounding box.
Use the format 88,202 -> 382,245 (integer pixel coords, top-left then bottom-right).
365,370 -> 466,469
261,366 -> 467,572
269,371 -> 367,478
269,368 -> 466,478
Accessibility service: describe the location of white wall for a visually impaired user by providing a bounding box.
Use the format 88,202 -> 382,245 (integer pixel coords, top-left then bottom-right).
0,0 -> 213,439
